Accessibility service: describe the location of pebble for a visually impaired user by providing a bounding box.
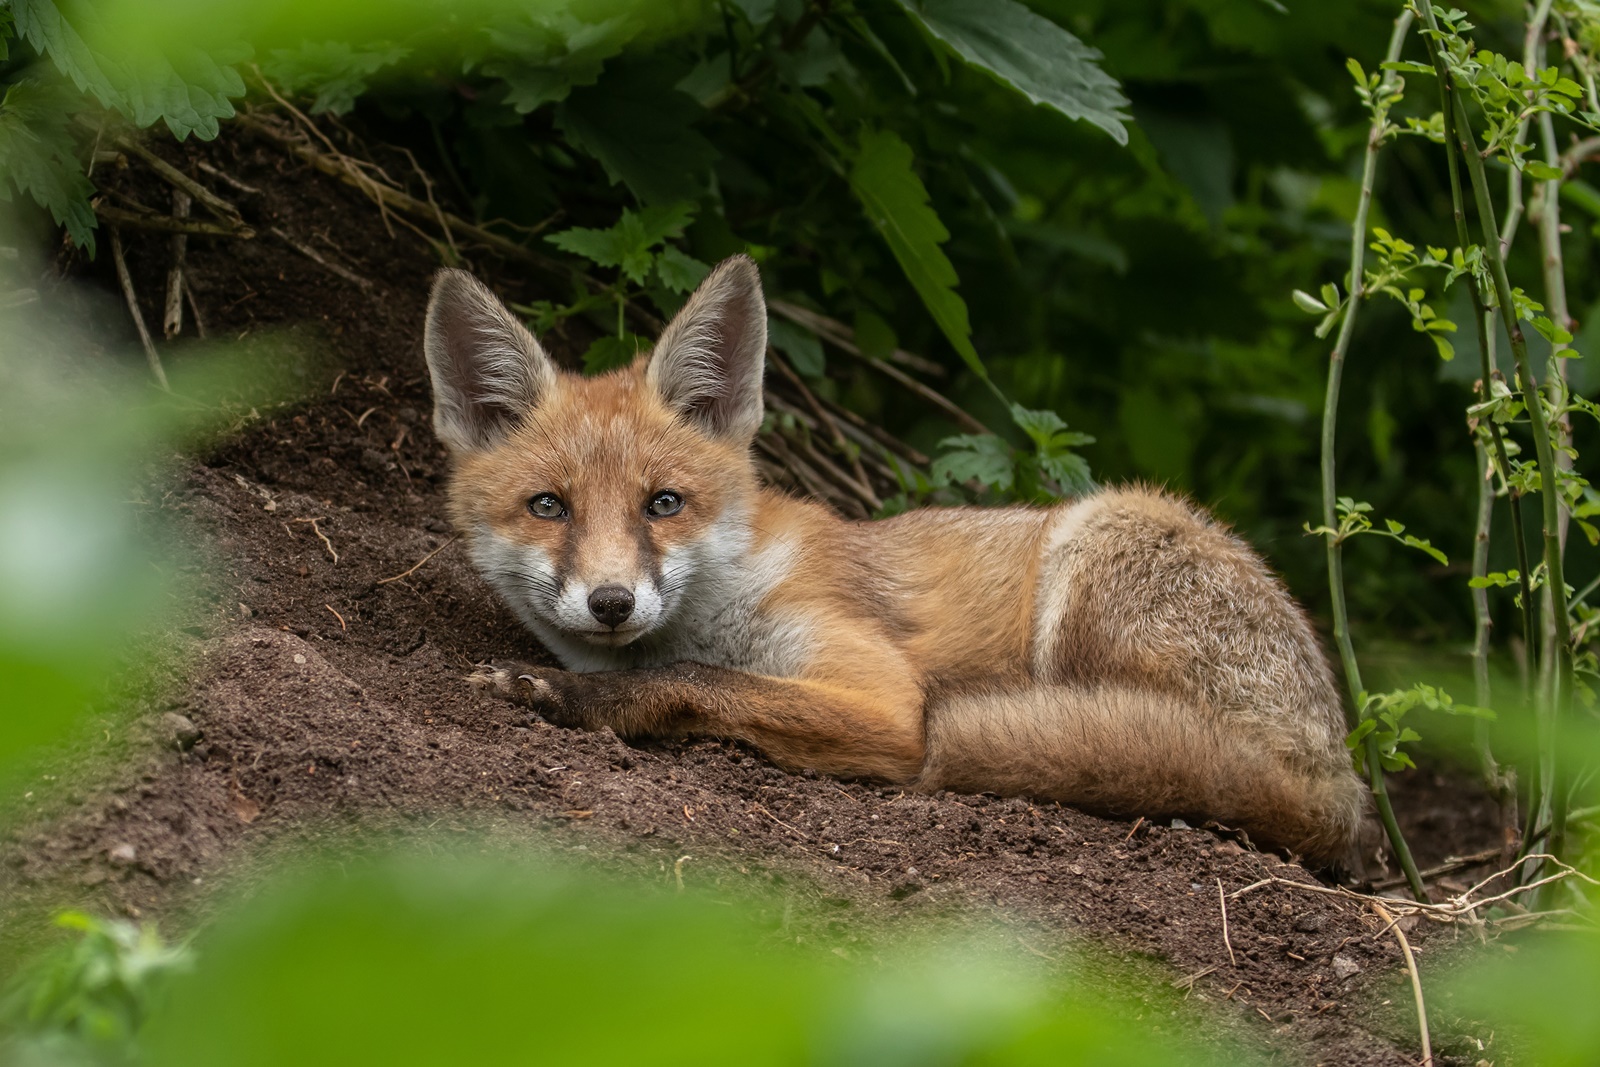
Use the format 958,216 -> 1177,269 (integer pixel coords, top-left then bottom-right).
1332,955 -> 1361,980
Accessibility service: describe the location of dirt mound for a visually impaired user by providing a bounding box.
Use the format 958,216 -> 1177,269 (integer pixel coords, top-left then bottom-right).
1,122 -> 1504,1066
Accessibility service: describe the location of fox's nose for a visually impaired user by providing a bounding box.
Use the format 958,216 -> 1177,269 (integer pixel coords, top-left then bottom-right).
587,584 -> 635,628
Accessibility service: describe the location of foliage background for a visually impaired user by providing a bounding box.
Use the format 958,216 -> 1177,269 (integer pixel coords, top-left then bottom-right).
8,0 -> 1588,651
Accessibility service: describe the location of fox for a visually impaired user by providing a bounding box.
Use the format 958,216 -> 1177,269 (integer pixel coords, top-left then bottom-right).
422,254 -> 1367,864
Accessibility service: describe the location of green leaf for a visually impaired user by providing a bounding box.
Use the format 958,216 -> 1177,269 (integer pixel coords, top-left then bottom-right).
1533,315 -> 1574,345
894,0 -> 1130,145
580,332 -> 647,375
1292,289 -> 1328,314
767,317 -> 825,378
931,433 -> 1014,492
654,246 -> 710,294
1524,159 -> 1564,182
850,128 -> 985,384
262,41 -> 409,116
0,78 -> 97,253
483,12 -> 632,113
555,61 -> 717,204
547,203 -> 695,284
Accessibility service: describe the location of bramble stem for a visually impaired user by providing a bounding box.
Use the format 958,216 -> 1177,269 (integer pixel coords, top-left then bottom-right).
1425,16 -> 1576,868
1323,6 -> 1426,902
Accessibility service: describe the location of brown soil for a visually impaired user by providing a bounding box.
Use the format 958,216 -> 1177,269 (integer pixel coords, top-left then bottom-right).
1,122 -> 1508,1066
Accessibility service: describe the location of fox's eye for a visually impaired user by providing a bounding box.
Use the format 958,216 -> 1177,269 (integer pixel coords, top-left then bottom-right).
646,491 -> 684,518
527,493 -> 568,520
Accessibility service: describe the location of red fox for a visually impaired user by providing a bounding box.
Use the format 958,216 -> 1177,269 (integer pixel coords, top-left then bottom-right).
424,255 -> 1366,863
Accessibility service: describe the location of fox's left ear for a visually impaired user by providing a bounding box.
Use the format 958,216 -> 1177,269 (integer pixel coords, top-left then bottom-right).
646,254 -> 766,442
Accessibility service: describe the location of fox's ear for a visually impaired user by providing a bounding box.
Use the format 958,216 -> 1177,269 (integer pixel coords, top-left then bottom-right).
646,254 -> 767,442
423,269 -> 556,453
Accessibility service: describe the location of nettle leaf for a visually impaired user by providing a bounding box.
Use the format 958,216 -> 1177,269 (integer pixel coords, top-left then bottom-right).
931,433 -> 1015,492
894,0 -> 1130,145
850,128 -> 985,383
262,42 -> 409,116
547,202 -> 694,284
10,0 -> 120,109
556,61 -> 716,204
12,0 -> 244,141
581,332 -> 648,375
653,245 -> 710,294
483,12 -> 632,113
768,316 -> 826,378
0,78 -> 97,253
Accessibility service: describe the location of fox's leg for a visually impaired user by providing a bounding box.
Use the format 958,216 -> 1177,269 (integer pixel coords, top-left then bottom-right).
476,662 -> 925,782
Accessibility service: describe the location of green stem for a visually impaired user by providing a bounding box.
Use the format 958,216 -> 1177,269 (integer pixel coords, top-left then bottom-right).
1419,13 -> 1539,692
1323,6 -> 1426,902
1438,56 -> 1576,867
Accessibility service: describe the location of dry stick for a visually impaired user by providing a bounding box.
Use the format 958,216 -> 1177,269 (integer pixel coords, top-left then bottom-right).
1217,878 -> 1237,967
770,297 -> 946,377
765,393 -> 902,486
269,227 -> 375,290
768,351 -> 880,507
1371,847 -> 1502,893
195,159 -> 263,197
109,227 -> 170,391
183,279 -> 208,339
397,144 -> 460,261
376,536 -> 459,585
112,134 -> 244,225
1320,7 -> 1426,902
95,202 -> 253,238
1371,900 -> 1433,1067
163,189 -> 189,338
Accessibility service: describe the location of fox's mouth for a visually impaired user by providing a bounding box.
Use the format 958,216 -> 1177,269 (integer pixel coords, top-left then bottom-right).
568,624 -> 650,647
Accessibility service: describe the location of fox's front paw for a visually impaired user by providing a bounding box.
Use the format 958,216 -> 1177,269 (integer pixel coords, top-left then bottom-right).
468,663 -> 583,727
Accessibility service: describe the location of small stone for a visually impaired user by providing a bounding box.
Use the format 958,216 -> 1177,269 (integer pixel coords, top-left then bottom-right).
360,447 -> 390,472
1295,912 -> 1327,933
108,843 -> 137,865
161,712 -> 201,751
293,653 -> 307,665
1170,818 -> 1190,829
1332,955 -> 1361,980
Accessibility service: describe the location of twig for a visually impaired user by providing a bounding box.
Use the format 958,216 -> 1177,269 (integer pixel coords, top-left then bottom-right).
768,350 -> 880,508
769,297 -> 945,376
1217,878 -> 1237,967
1371,900 -> 1432,1067
673,855 -> 691,892
1371,847 -> 1502,892
294,517 -> 338,563
398,144 -> 459,261
269,227 -> 374,290
109,227 -> 170,391
1171,964 -> 1219,991
376,536 -> 459,585
95,202 -> 252,238
163,189 -> 189,338
112,134 -> 244,224
750,803 -> 810,840
183,278 -> 208,339
770,298 -> 985,433
325,604 -> 346,630
195,159 -> 263,197
1122,815 -> 1145,842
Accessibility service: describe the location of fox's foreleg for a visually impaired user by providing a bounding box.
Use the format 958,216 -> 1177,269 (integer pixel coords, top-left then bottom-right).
476,663 -> 925,782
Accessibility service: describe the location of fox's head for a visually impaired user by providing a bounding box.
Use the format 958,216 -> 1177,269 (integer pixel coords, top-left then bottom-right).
423,255 -> 768,663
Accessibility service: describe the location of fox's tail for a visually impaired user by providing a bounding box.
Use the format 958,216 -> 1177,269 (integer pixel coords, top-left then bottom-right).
916,684 -> 1365,865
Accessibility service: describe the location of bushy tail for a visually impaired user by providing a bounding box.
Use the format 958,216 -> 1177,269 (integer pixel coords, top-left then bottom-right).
916,684 -> 1365,864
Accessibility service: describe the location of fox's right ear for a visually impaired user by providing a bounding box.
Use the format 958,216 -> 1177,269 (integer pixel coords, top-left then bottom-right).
423,269 -> 556,453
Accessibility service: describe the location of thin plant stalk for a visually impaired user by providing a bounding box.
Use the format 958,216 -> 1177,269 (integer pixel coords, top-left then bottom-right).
1322,6 -> 1426,902
1471,430 -> 1519,868
1439,77 -> 1576,868
1417,7 -> 1531,861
